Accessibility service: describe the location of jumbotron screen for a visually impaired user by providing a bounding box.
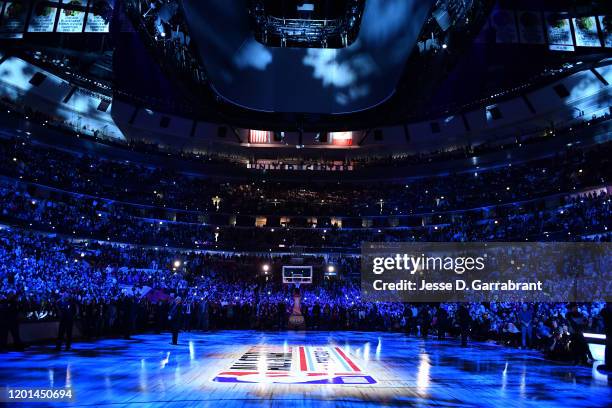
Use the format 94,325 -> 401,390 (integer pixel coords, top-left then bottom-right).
181,0 -> 435,113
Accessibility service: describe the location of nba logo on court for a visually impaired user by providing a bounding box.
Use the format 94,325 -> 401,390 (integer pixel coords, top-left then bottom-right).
213,345 -> 377,385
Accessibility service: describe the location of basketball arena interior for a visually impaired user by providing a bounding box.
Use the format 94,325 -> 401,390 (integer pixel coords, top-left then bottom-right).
0,0 -> 610,407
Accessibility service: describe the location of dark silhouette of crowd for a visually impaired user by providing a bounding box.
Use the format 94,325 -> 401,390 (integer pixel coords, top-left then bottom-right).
0,134 -> 609,251
0,181 -> 609,250
0,227 -> 607,367
0,136 -> 610,218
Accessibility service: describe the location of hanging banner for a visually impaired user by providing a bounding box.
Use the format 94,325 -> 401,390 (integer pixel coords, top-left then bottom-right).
56,0 -> 87,33
517,10 -> 545,44
0,0 -> 29,38
546,12 -> 574,51
573,16 -> 601,47
27,0 -> 58,32
84,0 -> 113,33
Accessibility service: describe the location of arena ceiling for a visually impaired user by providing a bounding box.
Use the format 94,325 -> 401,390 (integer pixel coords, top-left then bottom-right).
181,0 -> 436,114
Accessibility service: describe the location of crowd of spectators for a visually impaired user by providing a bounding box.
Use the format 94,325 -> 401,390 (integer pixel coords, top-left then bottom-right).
0,178 -> 609,250
0,116 -> 609,366
0,136 -> 610,218
0,134 -> 609,251
0,228 -> 606,365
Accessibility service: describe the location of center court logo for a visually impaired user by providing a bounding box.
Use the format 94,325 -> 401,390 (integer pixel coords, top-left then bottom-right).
213,345 -> 376,385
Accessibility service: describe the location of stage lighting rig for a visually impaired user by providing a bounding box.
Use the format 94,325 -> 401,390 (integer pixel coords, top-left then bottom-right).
248,0 -> 365,48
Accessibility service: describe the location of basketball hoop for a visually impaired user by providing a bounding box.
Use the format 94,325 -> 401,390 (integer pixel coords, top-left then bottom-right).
282,265 -> 313,285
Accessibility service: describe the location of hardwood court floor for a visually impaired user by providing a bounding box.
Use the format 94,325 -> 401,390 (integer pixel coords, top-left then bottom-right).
0,330 -> 609,407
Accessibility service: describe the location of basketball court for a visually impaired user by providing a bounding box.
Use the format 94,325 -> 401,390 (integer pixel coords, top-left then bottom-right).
0,331 -> 609,407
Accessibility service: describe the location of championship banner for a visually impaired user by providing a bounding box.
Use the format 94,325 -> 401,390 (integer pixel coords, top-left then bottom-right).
84,0 -> 113,33
213,345 -> 376,385
545,13 -> 575,52
517,10 -> 545,45
573,16 -> 601,47
56,0 -> 87,33
27,0 -> 58,32
599,16 -> 612,48
0,0 -> 29,38
491,9 -> 518,44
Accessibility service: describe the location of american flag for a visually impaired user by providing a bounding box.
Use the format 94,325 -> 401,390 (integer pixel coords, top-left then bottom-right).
249,130 -> 271,144
330,131 -> 353,146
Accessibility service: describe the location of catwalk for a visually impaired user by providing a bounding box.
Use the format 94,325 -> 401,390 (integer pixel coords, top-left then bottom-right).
0,331 -> 609,407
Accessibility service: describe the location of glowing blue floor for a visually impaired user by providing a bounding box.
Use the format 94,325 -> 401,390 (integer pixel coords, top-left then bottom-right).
0,331 -> 609,407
